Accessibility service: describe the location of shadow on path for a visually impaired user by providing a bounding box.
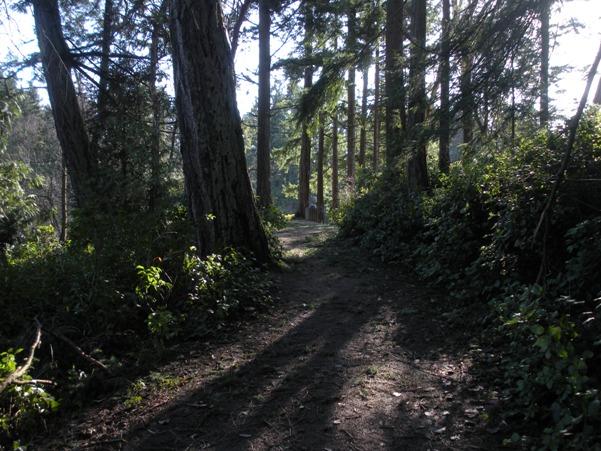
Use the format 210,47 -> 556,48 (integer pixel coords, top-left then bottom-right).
61,220 -> 503,450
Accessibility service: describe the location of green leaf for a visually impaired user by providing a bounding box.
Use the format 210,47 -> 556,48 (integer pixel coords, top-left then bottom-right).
531,324 -> 545,335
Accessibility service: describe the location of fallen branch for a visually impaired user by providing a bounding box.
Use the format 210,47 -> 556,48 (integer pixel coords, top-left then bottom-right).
46,329 -> 113,376
0,321 -> 42,394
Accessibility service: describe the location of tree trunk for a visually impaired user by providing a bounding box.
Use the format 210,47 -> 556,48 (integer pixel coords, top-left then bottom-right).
317,114 -> 325,223
295,7 -> 313,218
406,0 -> 428,190
97,0 -> 114,123
60,154 -> 68,242
359,67 -> 369,169
32,0 -> 97,209
461,54 -> 474,147
149,0 -> 167,211
169,0 -> 271,264
346,6 -> 357,188
331,111 -> 340,209
256,0 -> 272,209
373,36 -> 381,170
385,0 -> 406,166
439,0 -> 451,174
540,0 -> 551,128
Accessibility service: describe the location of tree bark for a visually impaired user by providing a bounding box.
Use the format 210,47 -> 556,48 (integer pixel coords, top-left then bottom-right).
97,0 -> 115,123
149,0 -> 167,211
169,0 -> 272,264
406,0 -> 428,190
439,0 -> 451,174
373,36 -> 381,170
346,5 -> 357,188
295,7 -> 313,218
32,0 -> 97,209
317,114 -> 325,223
385,0 -> 406,166
331,111 -> 340,209
540,0 -> 551,128
359,67 -> 369,169
461,54 -> 474,147
256,0 -> 272,209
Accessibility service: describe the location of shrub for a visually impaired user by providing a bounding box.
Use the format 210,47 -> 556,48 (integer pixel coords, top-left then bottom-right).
338,107 -> 601,448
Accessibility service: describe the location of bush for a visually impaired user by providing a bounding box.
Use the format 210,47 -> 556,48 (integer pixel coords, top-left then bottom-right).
0,193 -> 274,443
338,107 -> 601,448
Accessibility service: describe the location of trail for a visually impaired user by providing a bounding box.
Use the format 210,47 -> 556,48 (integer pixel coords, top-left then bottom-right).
41,220 -> 503,450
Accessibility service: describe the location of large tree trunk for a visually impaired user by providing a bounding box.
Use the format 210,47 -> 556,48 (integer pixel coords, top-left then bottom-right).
169,0 -> 271,264
385,0 -> 406,167
461,54 -> 474,147
96,0 -> 114,123
406,0 -> 428,190
32,0 -> 97,209
438,0 -> 451,174
373,36 -> 381,170
256,0 -> 272,209
331,111 -> 340,210
317,114 -> 325,223
149,0 -> 167,211
540,0 -> 551,128
346,5 -> 357,188
295,7 -> 313,218
359,66 -> 369,169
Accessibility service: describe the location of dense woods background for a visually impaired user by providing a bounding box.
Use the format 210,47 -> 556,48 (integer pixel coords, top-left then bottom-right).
1,0 -> 601,448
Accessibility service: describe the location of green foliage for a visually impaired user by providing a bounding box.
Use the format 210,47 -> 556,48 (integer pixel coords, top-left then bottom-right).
258,203 -> 288,262
340,108 -> 601,448
0,94 -> 44,258
181,247 -> 273,336
0,348 -> 59,442
496,287 -> 601,450
0,204 -> 274,442
336,171 -> 425,263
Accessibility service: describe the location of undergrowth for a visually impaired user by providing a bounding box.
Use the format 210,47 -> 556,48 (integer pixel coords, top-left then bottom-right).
336,107 -> 601,450
0,201 -> 283,447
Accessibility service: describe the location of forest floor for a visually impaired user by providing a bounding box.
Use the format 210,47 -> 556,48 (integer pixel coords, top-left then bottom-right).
37,219 -> 507,450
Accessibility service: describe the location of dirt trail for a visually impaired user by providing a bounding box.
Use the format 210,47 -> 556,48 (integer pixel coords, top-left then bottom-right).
41,220 -> 503,450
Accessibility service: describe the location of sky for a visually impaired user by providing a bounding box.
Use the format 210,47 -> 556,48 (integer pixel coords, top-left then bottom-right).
1,0 -> 600,118
549,0 -> 601,115
233,0 -> 601,117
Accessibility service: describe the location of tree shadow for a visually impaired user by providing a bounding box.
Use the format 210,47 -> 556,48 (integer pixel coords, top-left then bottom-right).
122,233 -> 388,450
69,223 -> 501,450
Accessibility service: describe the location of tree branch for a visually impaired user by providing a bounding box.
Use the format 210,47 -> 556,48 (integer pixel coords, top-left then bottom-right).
534,39 -> 601,284
46,329 -> 113,376
0,321 -> 42,394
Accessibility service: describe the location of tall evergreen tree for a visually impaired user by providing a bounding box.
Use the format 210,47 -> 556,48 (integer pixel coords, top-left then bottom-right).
385,0 -> 406,166
170,0 -> 272,263
256,0 -> 272,209
295,4 -> 314,218
31,0 -> 98,209
406,0 -> 428,190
